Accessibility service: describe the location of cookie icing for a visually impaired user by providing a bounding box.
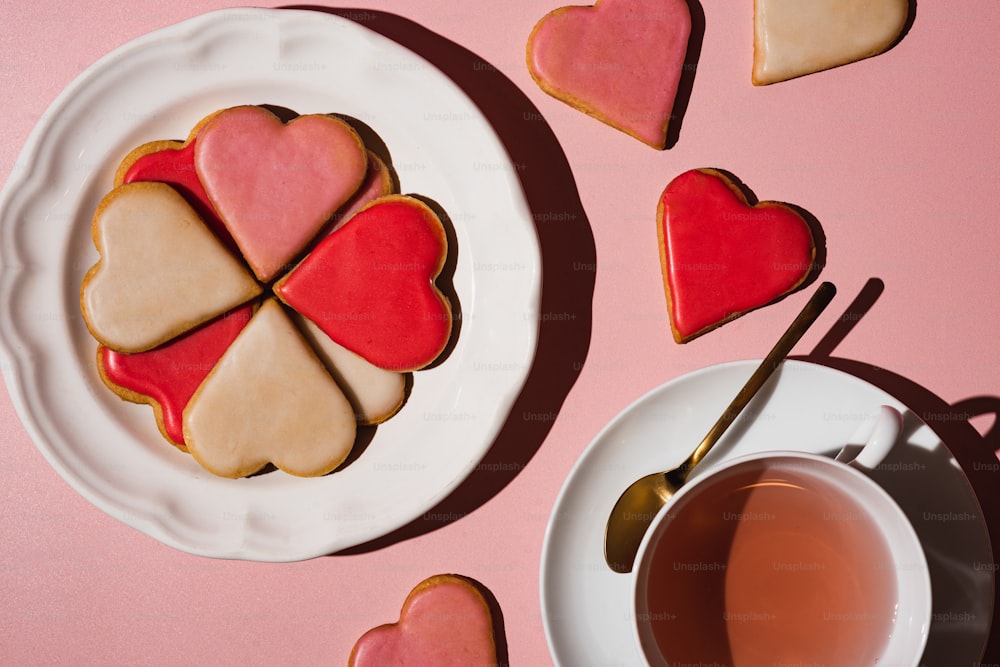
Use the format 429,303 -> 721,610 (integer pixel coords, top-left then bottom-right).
349,575 -> 498,667
753,0 -> 909,85
194,106 -> 368,282
274,195 -> 452,372
527,0 -> 691,149
292,313 -> 406,424
81,181 -> 262,352
98,304 -> 255,448
657,169 -> 815,342
183,299 -> 357,478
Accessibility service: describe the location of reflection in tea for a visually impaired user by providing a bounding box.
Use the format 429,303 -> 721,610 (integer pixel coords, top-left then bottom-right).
644,462 -> 897,665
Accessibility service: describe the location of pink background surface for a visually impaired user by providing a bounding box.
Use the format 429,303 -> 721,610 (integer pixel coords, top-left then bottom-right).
1,1 -> 999,665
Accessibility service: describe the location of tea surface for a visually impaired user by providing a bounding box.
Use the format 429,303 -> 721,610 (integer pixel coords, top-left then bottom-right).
644,462 -> 897,665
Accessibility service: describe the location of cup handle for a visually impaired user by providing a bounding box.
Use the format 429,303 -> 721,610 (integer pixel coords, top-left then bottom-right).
833,405 -> 903,472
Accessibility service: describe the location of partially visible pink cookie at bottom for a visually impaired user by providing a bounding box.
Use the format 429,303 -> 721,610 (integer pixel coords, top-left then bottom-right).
349,574 -> 499,667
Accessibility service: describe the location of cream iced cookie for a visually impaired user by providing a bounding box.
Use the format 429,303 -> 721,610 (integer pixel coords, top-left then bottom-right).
349,575 -> 499,667
753,0 -> 910,85
194,105 -> 369,282
292,313 -> 407,425
80,181 -> 261,353
183,299 -> 357,478
527,0 -> 692,149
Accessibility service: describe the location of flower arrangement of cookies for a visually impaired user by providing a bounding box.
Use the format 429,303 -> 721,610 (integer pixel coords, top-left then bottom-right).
80,105 -> 453,478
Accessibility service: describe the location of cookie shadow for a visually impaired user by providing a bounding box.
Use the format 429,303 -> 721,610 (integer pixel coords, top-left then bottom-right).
275,6 -> 595,552
664,0 -> 705,150
888,0 -> 918,52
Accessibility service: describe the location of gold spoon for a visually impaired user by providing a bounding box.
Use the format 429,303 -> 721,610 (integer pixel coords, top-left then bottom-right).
603,281 -> 837,573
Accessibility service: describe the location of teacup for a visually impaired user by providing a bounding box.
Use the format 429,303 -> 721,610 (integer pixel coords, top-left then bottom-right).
632,405 -> 931,666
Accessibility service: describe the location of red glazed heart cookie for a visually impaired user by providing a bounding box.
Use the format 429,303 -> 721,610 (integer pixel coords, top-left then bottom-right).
349,574 -> 499,667
752,0 -> 910,85
274,195 -> 451,372
98,304 -> 255,449
527,0 -> 692,149
657,169 -> 817,342
194,105 -> 369,282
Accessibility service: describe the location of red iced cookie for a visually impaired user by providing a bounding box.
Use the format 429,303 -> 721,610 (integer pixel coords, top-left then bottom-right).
274,195 -> 452,372
98,304 -> 254,448
657,168 -> 817,342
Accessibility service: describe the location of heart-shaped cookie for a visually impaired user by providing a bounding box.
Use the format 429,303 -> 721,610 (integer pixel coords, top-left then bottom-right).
291,313 -> 406,425
81,182 -> 262,353
752,0 -> 910,85
194,106 -> 368,282
527,0 -> 692,149
657,169 -> 817,342
274,195 -> 452,372
349,574 -> 498,667
98,304 -> 255,448
183,299 -> 357,478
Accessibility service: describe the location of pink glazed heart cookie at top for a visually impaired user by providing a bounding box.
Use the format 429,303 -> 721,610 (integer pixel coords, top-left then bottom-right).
526,0 -> 692,149
657,168 -> 817,343
194,105 -> 369,282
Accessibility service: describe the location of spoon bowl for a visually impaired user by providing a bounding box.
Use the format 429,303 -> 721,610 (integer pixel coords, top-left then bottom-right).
603,281 -> 836,573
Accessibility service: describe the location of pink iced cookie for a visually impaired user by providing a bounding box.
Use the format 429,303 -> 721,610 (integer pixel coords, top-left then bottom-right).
527,0 -> 692,149
194,106 -> 368,282
753,0 -> 910,85
349,575 -> 499,667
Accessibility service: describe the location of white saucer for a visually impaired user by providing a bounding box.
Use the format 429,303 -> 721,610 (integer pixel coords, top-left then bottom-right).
0,9 -> 540,561
540,359 -> 994,665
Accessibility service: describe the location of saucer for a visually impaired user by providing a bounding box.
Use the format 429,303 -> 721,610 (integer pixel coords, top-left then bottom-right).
540,359 -> 993,665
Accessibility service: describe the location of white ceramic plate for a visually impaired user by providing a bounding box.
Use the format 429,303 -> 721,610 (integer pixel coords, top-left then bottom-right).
0,8 -> 540,561
541,360 -> 994,665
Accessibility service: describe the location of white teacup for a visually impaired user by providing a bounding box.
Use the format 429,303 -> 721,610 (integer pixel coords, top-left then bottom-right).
632,405 -> 931,666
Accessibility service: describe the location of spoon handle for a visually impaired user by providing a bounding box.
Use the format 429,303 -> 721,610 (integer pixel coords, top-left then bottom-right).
678,281 -> 837,479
